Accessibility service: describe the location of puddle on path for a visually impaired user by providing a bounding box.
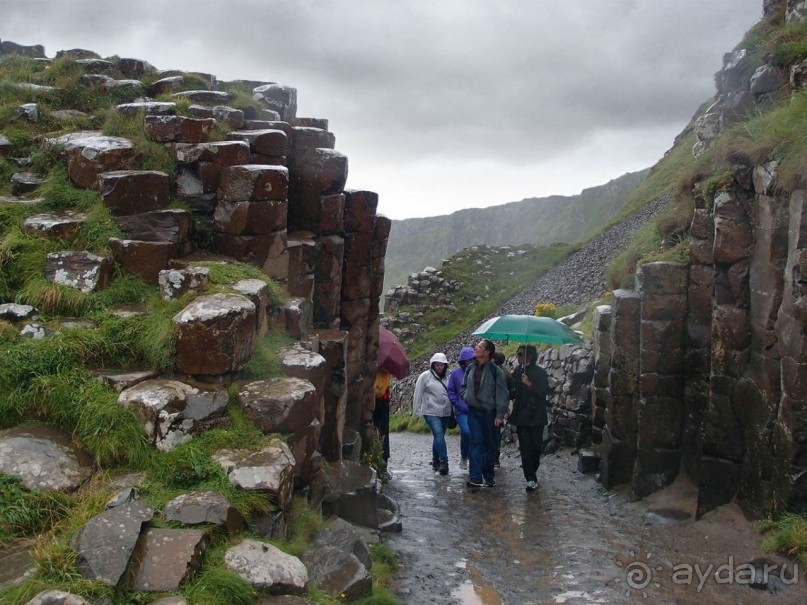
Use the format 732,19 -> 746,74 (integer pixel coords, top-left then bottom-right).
451,561 -> 503,605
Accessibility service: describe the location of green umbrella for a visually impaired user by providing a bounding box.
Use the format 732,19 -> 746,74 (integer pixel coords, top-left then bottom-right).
472,314 -> 583,344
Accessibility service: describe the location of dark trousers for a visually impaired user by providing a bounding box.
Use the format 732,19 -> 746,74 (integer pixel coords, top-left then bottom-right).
373,398 -> 390,461
468,407 -> 498,483
517,424 -> 545,482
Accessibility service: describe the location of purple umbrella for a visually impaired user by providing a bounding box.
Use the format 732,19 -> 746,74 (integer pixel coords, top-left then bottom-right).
378,325 -> 410,379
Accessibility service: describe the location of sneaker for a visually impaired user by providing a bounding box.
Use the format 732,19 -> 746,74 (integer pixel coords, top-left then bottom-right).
439,461 -> 449,476
484,479 -> 496,487
466,480 -> 483,491
459,457 -> 468,470
526,480 -> 537,492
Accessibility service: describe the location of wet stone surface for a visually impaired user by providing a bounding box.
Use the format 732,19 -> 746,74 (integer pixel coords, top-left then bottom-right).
383,432 -> 807,604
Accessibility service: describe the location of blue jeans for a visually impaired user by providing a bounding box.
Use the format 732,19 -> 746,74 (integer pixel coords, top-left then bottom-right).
456,413 -> 470,459
467,407 -> 497,482
423,415 -> 449,464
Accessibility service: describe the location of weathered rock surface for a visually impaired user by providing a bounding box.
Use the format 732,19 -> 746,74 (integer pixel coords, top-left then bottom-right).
0,425 -> 94,491
224,539 -> 308,593
129,528 -> 208,591
163,491 -> 243,534
302,546 -> 372,602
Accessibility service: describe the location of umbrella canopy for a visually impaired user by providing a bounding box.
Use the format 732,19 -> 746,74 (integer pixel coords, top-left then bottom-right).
378,325 -> 411,379
472,314 -> 584,345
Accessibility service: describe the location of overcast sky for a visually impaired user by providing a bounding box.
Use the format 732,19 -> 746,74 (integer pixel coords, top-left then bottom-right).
4,0 -> 761,219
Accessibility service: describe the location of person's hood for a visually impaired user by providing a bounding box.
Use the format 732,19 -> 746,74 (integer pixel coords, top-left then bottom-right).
458,347 -> 475,362
430,352 -> 448,365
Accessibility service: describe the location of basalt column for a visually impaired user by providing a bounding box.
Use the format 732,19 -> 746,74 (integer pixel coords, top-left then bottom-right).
340,190 -> 383,449
773,187 -> 807,511
698,188 -> 753,516
736,163 -> 788,516
590,305 -> 613,444
683,188 -> 715,484
632,262 -> 687,498
599,289 -> 640,488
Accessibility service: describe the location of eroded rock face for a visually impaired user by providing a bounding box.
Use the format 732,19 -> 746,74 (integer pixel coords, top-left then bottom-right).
0,425 -> 94,491
252,84 -> 298,122
224,539 -> 308,593
144,115 -> 216,144
98,170 -> 170,216
21,211 -> 86,240
73,501 -> 154,586
158,266 -> 209,300
173,293 -> 257,376
321,461 -> 379,529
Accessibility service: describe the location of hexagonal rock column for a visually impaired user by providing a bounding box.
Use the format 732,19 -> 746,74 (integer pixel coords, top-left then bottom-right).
311,330 -> 349,461
313,235 -> 344,329
175,140 -> 251,194
173,293 -> 256,377
287,233 -> 316,298
45,251 -> 114,293
144,115 -> 216,143
773,188 -> 807,511
236,376 -> 322,488
21,211 -> 86,240
226,128 -> 288,158
599,288 -> 640,489
231,278 -> 269,337
632,262 -> 687,499
302,546 -> 372,602
288,148 -> 348,233
213,440 -> 296,521
590,305 -> 613,438
45,131 -> 135,189
109,238 -> 192,284
321,460 -> 379,529
279,344 -> 329,485
98,170 -> 170,216
252,83 -> 298,122
118,379 -> 228,451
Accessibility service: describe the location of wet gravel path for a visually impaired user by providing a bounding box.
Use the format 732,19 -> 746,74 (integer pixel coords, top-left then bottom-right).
383,431 -> 807,605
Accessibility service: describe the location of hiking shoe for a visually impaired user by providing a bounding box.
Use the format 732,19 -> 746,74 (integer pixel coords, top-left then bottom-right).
466,480 -> 483,491
432,461 -> 440,472
484,479 -> 496,487
526,480 -> 537,492
439,461 -> 449,476
459,457 -> 468,470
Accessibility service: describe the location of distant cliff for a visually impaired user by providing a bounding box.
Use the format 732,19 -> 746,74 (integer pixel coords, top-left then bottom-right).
383,168 -> 649,297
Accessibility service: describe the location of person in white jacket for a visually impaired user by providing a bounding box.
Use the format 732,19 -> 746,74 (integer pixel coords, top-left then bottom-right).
413,352 -> 452,475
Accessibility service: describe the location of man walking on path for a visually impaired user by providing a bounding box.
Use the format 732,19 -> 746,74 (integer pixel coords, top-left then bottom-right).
461,339 -> 510,490
510,345 -> 550,492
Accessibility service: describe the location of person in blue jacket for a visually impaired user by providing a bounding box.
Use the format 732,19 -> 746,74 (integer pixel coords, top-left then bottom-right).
447,346 -> 475,469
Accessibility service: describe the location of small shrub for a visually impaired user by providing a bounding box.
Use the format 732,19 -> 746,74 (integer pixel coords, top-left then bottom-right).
362,428 -> 389,483
758,513 -> 807,568
534,302 -> 557,317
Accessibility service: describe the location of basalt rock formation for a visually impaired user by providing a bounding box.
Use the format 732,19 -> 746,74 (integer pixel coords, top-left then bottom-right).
0,39 -> 396,601
594,0 -> 807,517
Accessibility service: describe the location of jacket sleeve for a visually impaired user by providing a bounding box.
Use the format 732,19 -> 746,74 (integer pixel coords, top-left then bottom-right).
412,372 -> 426,417
447,369 -> 469,413
494,365 -> 510,420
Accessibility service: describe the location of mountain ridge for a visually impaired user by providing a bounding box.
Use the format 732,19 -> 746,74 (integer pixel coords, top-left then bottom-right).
383,167 -> 650,295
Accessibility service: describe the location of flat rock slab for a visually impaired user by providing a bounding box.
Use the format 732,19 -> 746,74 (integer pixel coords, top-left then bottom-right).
130,528 -> 208,592
23,590 -> 91,605
313,517 -> 373,569
0,425 -> 94,491
21,211 -> 86,239
73,501 -> 154,586
0,303 -> 36,321
213,441 -> 295,508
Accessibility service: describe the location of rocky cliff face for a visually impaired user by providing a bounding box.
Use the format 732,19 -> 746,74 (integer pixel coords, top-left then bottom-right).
594,0 -> 807,517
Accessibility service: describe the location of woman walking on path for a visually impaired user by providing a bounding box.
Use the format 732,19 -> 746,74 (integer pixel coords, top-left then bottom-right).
510,345 -> 550,492
447,346 -> 475,469
413,352 -> 453,475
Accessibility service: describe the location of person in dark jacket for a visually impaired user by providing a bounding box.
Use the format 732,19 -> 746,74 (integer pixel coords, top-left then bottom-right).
461,339 -> 510,490
447,346 -> 475,469
510,345 -> 550,492
492,351 -> 515,466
